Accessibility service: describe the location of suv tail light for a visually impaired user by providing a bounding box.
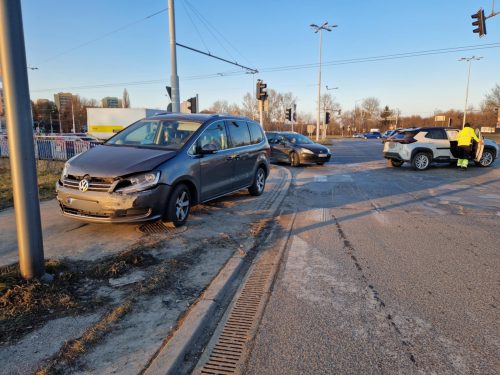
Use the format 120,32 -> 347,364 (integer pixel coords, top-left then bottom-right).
399,138 -> 417,144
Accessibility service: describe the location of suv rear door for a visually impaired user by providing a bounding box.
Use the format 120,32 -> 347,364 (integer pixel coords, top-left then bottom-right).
226,120 -> 255,189
423,128 -> 450,159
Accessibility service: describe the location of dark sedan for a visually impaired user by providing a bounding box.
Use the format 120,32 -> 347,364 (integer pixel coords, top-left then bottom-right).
363,131 -> 382,139
266,131 -> 331,167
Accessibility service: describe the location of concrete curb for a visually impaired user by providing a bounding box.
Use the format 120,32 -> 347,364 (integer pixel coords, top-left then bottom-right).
144,166 -> 291,375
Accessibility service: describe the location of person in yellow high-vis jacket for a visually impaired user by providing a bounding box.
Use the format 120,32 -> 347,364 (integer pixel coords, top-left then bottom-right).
457,123 -> 482,170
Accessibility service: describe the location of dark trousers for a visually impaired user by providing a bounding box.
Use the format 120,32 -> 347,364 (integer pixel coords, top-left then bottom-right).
458,145 -> 472,159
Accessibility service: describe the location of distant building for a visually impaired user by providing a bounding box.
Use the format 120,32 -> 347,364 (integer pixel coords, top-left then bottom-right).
101,97 -> 122,108
54,92 -> 74,112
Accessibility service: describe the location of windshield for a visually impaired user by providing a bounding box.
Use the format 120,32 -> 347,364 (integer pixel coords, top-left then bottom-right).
285,133 -> 314,144
106,119 -> 202,149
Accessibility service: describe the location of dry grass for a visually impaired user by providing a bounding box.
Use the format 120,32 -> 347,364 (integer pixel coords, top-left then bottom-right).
0,165 -> 60,211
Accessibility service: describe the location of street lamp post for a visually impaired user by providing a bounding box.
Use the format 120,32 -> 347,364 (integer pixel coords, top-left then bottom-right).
459,56 -> 483,127
311,22 -> 337,141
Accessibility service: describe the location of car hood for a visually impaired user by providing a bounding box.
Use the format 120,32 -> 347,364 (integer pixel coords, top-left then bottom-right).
297,143 -> 330,153
67,145 -> 177,177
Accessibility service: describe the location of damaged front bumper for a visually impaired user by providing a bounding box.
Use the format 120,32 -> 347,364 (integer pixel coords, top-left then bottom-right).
56,181 -> 171,223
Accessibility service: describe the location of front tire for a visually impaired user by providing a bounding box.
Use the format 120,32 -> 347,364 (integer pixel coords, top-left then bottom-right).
248,167 -> 266,196
290,152 -> 300,167
164,184 -> 190,227
476,149 -> 495,167
316,162 -> 325,166
411,152 -> 431,171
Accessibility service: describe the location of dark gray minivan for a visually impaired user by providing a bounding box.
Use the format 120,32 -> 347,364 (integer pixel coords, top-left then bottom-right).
56,114 -> 270,226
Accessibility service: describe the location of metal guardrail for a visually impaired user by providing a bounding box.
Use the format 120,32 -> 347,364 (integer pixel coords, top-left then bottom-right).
0,136 -> 101,161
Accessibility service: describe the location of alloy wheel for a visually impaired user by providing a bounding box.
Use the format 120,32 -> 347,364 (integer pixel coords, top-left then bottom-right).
479,151 -> 493,167
415,154 -> 429,170
175,191 -> 189,221
256,169 -> 265,193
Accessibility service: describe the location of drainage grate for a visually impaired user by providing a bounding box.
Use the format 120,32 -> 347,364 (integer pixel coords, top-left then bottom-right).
200,263 -> 274,375
137,221 -> 188,236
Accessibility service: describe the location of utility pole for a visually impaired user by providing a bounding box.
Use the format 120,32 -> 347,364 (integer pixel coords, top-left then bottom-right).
459,56 -> 483,127
0,0 -> 45,279
168,0 -> 180,112
311,22 -> 337,141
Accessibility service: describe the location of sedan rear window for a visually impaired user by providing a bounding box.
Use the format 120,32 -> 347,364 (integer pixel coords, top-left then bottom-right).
106,120 -> 202,149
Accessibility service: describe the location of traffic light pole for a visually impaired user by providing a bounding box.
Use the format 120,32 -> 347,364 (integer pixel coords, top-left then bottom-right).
0,0 -> 45,279
168,0 -> 180,112
259,100 -> 264,129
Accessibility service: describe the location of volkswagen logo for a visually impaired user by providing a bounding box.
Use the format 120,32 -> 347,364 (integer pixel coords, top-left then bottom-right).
78,178 -> 89,192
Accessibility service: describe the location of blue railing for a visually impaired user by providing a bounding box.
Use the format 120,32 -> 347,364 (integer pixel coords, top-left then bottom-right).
0,136 -> 101,161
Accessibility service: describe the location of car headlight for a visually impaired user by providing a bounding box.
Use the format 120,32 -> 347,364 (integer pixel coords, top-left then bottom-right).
61,162 -> 69,179
301,148 -> 314,155
115,171 -> 160,194
61,155 -> 78,180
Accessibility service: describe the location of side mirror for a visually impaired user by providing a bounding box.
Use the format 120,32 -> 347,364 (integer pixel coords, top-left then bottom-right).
197,143 -> 218,154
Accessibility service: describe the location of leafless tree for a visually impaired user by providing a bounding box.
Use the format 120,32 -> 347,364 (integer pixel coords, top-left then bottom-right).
209,100 -> 230,114
241,93 -> 256,119
122,88 -> 130,108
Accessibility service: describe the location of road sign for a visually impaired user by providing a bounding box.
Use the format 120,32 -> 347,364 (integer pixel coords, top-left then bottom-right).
435,115 -> 446,122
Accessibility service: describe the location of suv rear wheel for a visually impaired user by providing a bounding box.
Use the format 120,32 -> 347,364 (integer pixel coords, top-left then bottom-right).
411,152 -> 431,171
248,167 -> 266,196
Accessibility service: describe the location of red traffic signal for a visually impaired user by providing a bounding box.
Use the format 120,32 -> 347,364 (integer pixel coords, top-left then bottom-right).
471,8 -> 486,37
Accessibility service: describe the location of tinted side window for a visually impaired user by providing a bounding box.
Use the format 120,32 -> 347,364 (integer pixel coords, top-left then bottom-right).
197,121 -> 228,151
227,120 -> 251,147
425,129 -> 447,140
248,122 -> 264,144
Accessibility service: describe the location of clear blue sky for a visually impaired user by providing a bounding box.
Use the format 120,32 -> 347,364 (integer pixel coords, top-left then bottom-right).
20,0 -> 500,117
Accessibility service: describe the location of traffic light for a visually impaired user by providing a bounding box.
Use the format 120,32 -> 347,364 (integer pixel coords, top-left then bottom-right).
187,96 -> 197,113
285,108 -> 292,121
325,111 -> 331,124
256,80 -> 268,100
293,112 -> 297,121
471,8 -> 486,37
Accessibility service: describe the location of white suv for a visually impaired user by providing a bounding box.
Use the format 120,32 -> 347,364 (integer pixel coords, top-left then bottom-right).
383,127 -> 498,171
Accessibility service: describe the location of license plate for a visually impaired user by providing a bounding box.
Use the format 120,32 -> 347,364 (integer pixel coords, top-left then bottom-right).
319,153 -> 327,157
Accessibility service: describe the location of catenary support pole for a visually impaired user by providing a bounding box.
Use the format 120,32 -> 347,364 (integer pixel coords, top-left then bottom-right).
316,29 -> 322,141
0,0 -> 45,279
168,0 -> 180,112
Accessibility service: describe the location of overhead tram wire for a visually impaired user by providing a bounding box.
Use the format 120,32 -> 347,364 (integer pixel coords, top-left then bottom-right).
30,43 -> 500,92
260,43 -> 500,73
39,8 -> 168,65
180,0 -> 211,54
184,0 -> 252,66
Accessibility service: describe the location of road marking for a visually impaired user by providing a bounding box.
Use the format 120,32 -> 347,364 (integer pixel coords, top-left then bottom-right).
314,175 -> 328,182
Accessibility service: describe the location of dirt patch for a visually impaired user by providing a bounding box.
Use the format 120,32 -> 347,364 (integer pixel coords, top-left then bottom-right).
0,163 -> 60,211
33,239 -> 216,375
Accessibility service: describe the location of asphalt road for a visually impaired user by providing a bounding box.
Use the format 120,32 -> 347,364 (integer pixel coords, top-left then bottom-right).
246,139 -> 500,374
